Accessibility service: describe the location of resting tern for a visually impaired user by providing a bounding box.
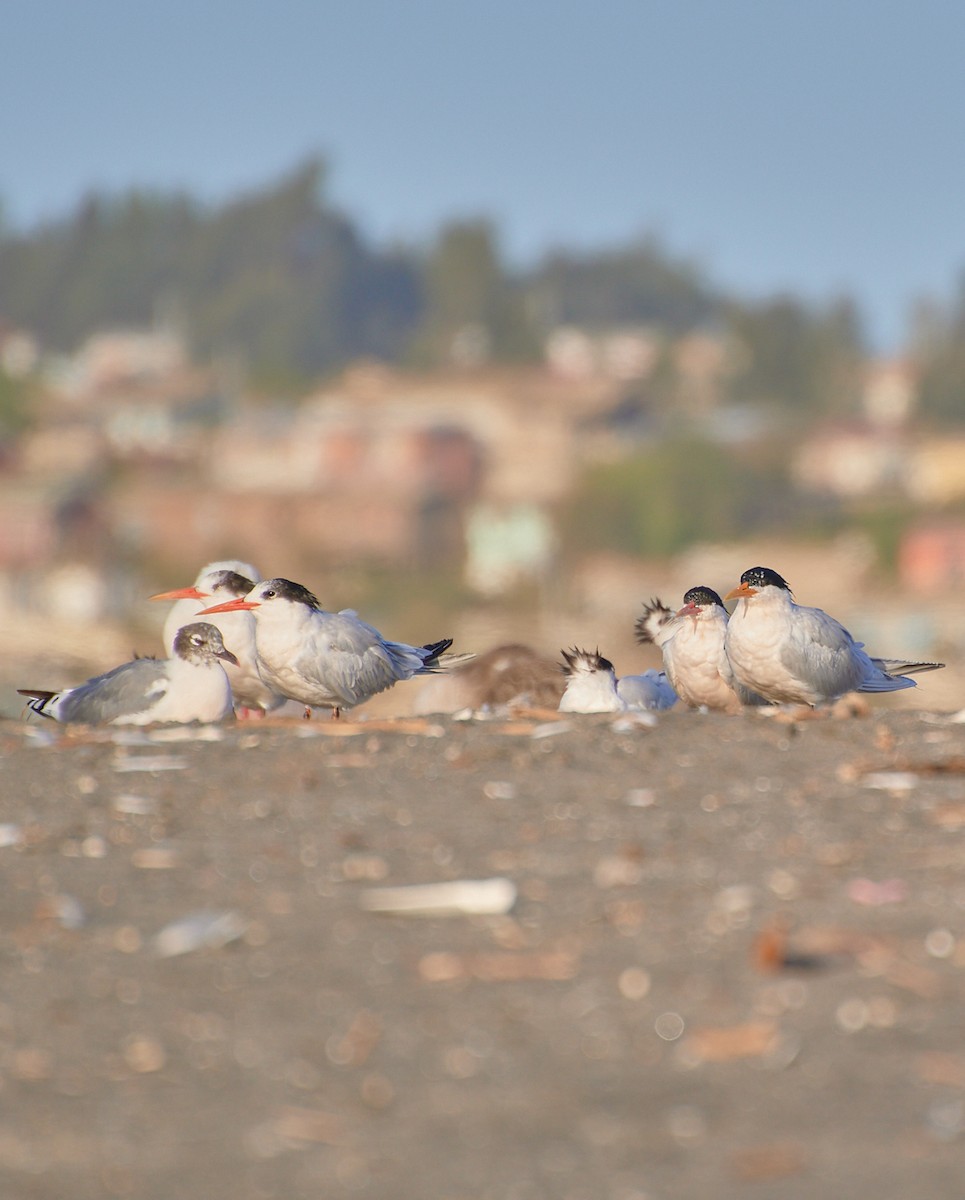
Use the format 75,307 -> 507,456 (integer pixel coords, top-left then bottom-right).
18,623 -> 237,725
636,586 -> 765,713
558,648 -> 677,713
198,577 -> 456,717
151,562 -> 285,715
724,566 -> 945,706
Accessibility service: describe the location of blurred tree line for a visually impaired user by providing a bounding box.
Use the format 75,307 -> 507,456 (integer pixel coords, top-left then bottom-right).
2,157 -> 963,425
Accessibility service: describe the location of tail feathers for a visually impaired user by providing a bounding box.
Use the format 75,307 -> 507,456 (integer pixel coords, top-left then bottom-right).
432,651 -> 476,672
17,688 -> 58,718
635,598 -> 673,646
871,658 -> 946,678
419,638 -> 467,672
859,673 -> 918,693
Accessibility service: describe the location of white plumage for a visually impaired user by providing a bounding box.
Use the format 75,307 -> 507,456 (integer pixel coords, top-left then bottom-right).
724,566 -> 944,706
19,623 -> 236,725
152,561 -> 285,714
636,586 -> 764,713
199,577 -> 456,716
558,648 -> 677,713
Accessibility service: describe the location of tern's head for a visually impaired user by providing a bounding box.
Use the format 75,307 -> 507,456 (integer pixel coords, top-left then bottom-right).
559,647 -> 616,678
677,585 -> 726,617
173,622 -> 239,667
197,577 -> 322,618
150,568 -> 255,604
725,567 -> 791,602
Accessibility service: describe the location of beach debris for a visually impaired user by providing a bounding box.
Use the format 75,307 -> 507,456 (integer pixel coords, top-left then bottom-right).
153,909 -> 248,957
861,771 -> 919,791
680,1020 -> 780,1064
418,948 -> 579,983
847,877 -> 908,906
359,877 -> 516,916
112,793 -> 159,816
113,754 -> 188,773
0,823 -> 23,848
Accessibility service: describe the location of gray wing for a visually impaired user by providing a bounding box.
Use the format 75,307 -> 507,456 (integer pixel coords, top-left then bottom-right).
780,605 -> 866,696
300,613 -> 425,707
56,658 -> 170,723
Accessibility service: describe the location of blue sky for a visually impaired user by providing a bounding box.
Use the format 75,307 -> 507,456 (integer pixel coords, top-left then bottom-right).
4,0 -> 965,350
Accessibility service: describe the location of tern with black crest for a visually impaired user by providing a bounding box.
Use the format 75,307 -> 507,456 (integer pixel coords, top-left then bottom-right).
558,647 -> 677,713
636,586 -> 765,713
151,561 -> 284,715
198,577 -> 458,717
724,566 -> 944,706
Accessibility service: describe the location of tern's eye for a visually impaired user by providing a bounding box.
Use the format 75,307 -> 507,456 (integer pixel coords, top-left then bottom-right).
264,589 -> 276,599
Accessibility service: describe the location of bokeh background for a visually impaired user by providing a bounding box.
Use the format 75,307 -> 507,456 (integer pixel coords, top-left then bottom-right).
2,0 -> 964,712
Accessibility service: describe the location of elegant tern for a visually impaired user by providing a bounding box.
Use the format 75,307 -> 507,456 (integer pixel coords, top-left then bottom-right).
723,566 -> 945,706
151,562 -> 284,715
558,647 -> 677,713
636,586 -> 765,713
198,577 -> 456,717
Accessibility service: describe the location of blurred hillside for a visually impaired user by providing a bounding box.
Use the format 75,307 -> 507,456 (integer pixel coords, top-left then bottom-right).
0,159 -> 963,712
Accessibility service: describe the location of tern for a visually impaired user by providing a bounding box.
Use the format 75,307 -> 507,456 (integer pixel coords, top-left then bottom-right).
558,647 -> 677,713
198,577 -> 457,717
18,623 -> 237,725
723,566 -> 945,706
636,586 -> 765,713
151,561 -> 285,715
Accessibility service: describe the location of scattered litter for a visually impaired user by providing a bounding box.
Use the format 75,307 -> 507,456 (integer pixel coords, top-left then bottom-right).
325,1009 -> 382,1066
340,854 -> 389,881
132,844 -> 180,869
272,1105 -> 343,1145
531,721 -> 572,739
626,788 -> 656,807
847,877 -> 907,906
0,823 -> 23,848
618,966 -> 652,999
731,1142 -> 807,1183
122,1034 -> 167,1073
153,909 -> 248,957
483,780 -> 516,801
418,948 -> 578,982
37,893 -> 86,930
679,1020 -> 780,1064
113,755 -> 188,773
860,771 -> 919,791
359,877 -> 517,916
113,793 -> 158,816
593,855 -> 645,888
930,804 -> 965,829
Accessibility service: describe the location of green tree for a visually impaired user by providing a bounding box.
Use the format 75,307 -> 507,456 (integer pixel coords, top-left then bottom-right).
408,220 -> 539,365
724,296 -> 864,415
563,437 -> 789,559
524,236 -> 720,333
914,274 -> 965,426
